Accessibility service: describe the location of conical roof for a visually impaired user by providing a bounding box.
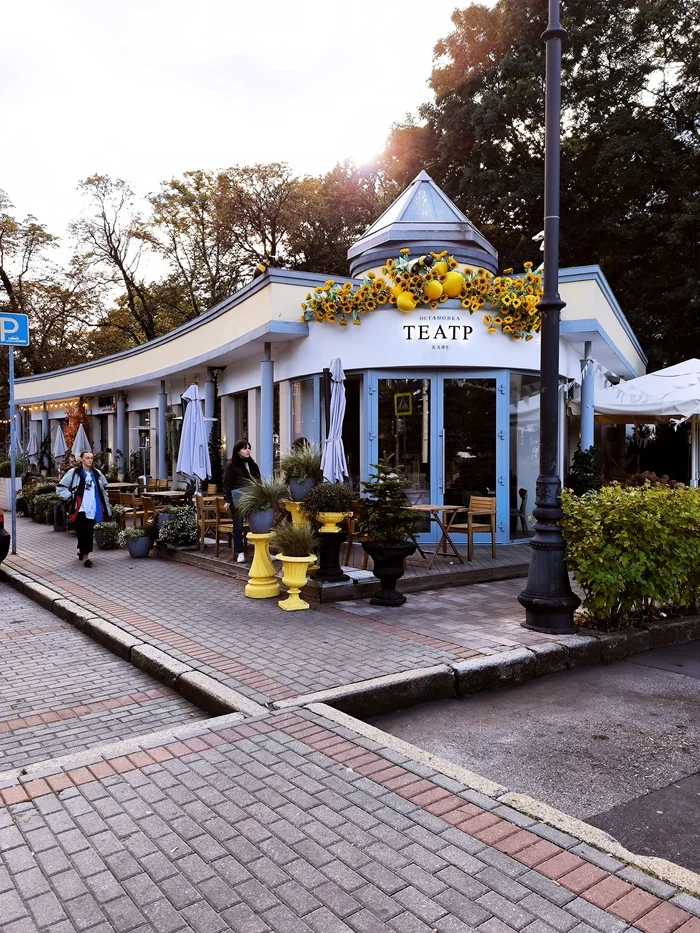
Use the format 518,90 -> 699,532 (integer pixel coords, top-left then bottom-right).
348,170 -> 498,277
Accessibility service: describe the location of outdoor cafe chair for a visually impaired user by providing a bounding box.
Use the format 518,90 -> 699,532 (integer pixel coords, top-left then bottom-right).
156,478 -> 169,490
141,496 -> 162,528
343,505 -> 370,570
195,495 -> 219,551
448,495 -> 497,561
119,492 -> 145,528
510,487 -> 528,535
146,478 -> 158,491
206,483 -> 218,495
214,496 -> 236,558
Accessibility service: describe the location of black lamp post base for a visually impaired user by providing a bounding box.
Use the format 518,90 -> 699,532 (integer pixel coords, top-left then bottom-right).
520,604 -> 580,635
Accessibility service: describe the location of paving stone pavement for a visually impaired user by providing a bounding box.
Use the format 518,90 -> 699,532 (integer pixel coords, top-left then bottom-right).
0,585 -> 208,773
5,520 -> 557,706
0,706 -> 699,933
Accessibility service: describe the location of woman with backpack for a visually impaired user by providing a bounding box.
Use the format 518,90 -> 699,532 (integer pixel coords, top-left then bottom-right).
56,450 -> 112,567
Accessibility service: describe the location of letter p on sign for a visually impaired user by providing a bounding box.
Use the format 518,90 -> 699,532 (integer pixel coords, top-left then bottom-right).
0,313 -> 30,345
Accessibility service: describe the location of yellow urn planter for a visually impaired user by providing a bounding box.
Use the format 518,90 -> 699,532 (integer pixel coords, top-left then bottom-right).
277,554 -> 316,611
314,511 -> 352,533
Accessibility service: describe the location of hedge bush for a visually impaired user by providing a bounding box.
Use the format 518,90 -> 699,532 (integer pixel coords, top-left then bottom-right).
561,483 -> 700,629
32,493 -> 57,524
0,460 -> 11,478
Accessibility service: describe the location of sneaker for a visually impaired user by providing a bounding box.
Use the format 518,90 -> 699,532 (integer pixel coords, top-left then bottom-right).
77,551 -> 83,560
83,559 -> 93,568
236,553 -> 246,563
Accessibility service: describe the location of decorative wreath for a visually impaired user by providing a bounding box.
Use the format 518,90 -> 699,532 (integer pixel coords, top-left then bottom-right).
301,250 -> 542,340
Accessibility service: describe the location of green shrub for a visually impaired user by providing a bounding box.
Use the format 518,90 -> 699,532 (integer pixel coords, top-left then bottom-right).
0,460 -> 11,478
303,481 -> 356,515
158,506 -> 197,547
32,493 -> 57,524
561,483 -> 700,630
564,446 -> 602,497
355,460 -> 420,543
95,521 -> 120,549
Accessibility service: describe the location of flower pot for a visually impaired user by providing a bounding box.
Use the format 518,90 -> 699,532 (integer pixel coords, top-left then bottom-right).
314,511 -> 352,534
157,512 -> 175,529
126,536 -> 152,558
248,507 -> 275,534
314,531 -> 350,584
362,541 -> 416,607
278,554 -> 315,610
289,477 -> 314,502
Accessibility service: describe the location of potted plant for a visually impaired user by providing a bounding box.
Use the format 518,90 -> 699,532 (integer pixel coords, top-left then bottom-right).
118,524 -> 156,558
280,444 -> 323,501
271,522 -> 319,611
156,505 -> 179,529
302,482 -> 356,583
234,477 -> 289,534
94,521 -> 119,550
157,506 -> 198,549
356,459 -> 420,607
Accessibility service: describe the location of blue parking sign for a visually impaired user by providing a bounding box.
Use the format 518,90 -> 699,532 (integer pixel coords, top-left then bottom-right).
0,313 -> 29,346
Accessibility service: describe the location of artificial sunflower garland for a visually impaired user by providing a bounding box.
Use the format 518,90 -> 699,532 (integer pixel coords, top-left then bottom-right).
300,251 -> 542,340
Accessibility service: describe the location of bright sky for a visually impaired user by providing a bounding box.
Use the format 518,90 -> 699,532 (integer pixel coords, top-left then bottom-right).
1,0 -> 475,243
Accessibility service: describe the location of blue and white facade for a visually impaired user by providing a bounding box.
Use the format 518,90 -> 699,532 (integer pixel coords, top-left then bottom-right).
14,173 -> 646,544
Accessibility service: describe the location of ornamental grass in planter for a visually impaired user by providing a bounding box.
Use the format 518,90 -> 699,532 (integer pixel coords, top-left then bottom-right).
271,522 -> 319,611
234,477 -> 289,534
356,460 -> 421,607
280,445 -> 323,501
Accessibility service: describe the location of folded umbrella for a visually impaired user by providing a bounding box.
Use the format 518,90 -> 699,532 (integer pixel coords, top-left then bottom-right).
176,384 -> 211,482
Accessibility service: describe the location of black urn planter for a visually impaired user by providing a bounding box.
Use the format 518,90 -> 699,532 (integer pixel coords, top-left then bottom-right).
314,531 -> 350,584
362,541 -> 416,607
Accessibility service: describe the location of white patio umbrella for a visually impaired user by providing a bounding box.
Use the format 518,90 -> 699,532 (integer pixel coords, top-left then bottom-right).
26,425 -> 40,464
321,357 -> 349,483
176,383 -> 211,482
52,425 -> 67,459
71,423 -> 91,458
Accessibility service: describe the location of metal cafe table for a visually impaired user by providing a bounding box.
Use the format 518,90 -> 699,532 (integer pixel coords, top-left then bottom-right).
409,504 -> 466,570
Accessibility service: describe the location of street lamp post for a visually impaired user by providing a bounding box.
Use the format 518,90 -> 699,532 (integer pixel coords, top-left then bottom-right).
518,0 -> 580,634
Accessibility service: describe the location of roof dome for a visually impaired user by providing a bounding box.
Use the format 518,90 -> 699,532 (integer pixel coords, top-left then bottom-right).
348,170 -> 498,277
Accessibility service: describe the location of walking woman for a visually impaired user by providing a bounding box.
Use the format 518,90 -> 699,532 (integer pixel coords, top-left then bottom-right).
56,450 -> 112,567
222,439 -> 261,562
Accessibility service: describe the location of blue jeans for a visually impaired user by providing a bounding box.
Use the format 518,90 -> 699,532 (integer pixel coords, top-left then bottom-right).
230,489 -> 244,552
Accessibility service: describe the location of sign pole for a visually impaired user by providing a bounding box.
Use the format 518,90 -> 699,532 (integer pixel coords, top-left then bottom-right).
8,344 -> 17,555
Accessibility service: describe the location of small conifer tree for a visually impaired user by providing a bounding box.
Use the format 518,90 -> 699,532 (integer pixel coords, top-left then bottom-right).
356,458 -> 420,542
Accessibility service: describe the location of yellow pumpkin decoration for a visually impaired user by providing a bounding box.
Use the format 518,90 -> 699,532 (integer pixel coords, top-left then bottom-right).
396,291 -> 417,313
423,279 -> 443,301
443,271 -> 464,298
433,260 -> 448,277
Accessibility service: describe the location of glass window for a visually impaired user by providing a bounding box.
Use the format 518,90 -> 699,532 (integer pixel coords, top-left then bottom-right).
443,379 -> 497,507
377,378 -> 430,505
233,393 -> 248,443
510,374 -> 540,538
292,380 -> 318,446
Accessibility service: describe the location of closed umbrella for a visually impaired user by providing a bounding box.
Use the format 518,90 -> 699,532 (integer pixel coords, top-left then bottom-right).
71,424 -> 91,458
321,357 -> 349,483
52,425 -> 67,459
26,425 -> 40,464
176,384 -> 211,482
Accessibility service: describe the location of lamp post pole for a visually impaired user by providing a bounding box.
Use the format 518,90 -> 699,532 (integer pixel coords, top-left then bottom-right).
518,0 -> 580,634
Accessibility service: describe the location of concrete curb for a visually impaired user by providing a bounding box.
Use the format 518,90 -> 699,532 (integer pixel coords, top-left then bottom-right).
312,703 -> 700,897
273,665 -> 456,718
0,567 -> 268,720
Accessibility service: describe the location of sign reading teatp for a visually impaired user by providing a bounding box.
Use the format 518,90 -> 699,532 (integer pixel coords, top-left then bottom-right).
0,313 -> 30,346
402,315 -> 473,351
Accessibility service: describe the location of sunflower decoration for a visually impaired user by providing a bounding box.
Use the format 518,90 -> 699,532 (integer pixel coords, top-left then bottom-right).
300,252 -> 542,341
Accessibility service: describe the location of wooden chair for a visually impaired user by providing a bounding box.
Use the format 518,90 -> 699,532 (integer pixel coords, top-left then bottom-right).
156,478 -> 169,490
449,495 -> 496,561
108,489 -> 122,507
343,505 -> 369,570
214,496 -> 235,558
119,492 -> 145,528
146,477 -> 158,491
195,496 -> 219,551
141,496 -> 161,529
510,487 -> 528,535
206,483 -> 218,495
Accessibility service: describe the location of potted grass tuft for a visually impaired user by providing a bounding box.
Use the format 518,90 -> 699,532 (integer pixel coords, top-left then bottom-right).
118,524 -> 157,558
280,444 -> 323,501
271,522 -> 319,610
303,482 -> 356,583
234,477 -> 289,533
94,521 -> 119,550
356,459 -> 420,607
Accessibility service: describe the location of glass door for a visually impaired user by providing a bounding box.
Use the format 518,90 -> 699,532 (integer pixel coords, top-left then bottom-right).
374,377 -> 434,506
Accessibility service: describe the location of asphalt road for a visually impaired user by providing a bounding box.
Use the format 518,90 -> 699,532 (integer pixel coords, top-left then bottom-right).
368,641 -> 700,874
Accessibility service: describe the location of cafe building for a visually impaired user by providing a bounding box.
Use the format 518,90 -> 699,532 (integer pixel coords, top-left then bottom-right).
15,172 -> 646,546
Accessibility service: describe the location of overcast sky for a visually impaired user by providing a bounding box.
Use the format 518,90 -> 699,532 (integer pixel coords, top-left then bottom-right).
1,0 -> 475,243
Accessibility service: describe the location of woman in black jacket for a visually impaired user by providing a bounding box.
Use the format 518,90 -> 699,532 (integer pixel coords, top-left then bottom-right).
223,439 -> 261,562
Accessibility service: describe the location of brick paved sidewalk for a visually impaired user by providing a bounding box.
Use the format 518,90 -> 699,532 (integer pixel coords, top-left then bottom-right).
5,520 -> 560,707
0,586 -> 207,774
1,705 -> 699,933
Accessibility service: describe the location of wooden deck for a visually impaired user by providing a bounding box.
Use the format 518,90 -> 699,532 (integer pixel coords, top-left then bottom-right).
155,538 -> 532,603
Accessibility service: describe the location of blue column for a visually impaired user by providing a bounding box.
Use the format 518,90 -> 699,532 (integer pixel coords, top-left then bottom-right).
158,381 -> 167,480
116,393 -> 126,474
259,342 -> 274,476
580,340 -> 595,451
204,373 -> 215,439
